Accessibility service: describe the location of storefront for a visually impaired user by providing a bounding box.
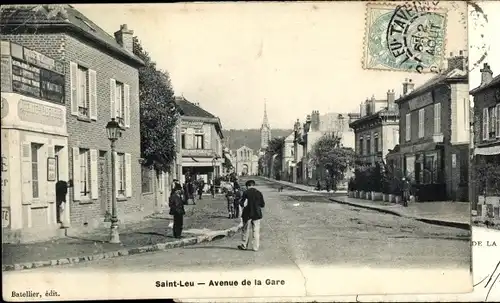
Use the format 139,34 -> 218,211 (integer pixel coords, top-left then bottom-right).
1,41 -> 68,242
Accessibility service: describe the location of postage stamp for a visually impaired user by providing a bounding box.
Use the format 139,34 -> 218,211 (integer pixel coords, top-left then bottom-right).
363,1 -> 448,73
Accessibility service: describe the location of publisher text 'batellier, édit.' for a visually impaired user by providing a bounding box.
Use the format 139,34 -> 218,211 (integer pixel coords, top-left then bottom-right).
156,279 -> 286,288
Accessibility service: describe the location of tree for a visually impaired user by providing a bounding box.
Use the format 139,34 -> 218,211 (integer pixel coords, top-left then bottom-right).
134,37 -> 179,173
311,133 -> 355,190
264,137 -> 285,178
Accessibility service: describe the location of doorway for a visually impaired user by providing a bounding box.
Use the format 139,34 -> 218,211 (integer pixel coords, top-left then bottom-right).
98,151 -> 110,221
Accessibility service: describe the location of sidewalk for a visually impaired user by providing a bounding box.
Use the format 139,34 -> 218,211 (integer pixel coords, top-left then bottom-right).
261,177 -> 347,194
262,176 -> 470,229
2,195 -> 241,271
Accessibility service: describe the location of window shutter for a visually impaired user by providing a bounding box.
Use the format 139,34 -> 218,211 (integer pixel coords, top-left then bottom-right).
90,149 -> 99,199
21,143 -> 32,203
418,109 -> 424,138
483,108 -> 489,140
406,113 -> 411,141
125,153 -> 132,197
496,104 -> 500,138
47,145 -> 56,203
72,147 -> 81,201
124,84 -> 130,128
114,152 -> 119,198
110,79 -> 116,119
70,62 -> 78,116
89,69 -> 97,120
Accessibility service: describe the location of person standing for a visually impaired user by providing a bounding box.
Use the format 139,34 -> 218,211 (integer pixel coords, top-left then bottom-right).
197,178 -> 205,200
169,184 -> 185,238
238,180 -> 265,252
55,179 -> 72,225
402,177 -> 411,207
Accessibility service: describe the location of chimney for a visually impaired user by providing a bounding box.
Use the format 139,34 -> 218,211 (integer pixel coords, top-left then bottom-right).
447,50 -> 468,71
294,119 -> 301,132
387,89 -> 395,110
310,110 -> 320,131
114,24 -> 134,53
360,100 -> 367,117
480,63 -> 493,85
403,78 -> 415,95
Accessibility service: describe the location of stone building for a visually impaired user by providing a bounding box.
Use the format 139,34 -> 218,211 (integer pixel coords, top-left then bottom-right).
234,145 -> 258,176
470,63 -> 500,213
388,53 -> 469,202
349,91 -> 400,166
175,96 -> 224,184
0,5 -> 163,241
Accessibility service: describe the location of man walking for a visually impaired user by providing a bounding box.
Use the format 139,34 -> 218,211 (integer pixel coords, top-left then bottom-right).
169,183 -> 185,238
238,180 -> 265,252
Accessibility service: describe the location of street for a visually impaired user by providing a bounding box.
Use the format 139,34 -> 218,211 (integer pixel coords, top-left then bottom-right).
19,177 -> 470,272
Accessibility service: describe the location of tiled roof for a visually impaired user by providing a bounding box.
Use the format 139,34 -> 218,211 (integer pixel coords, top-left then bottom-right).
470,74 -> 500,95
0,5 -> 144,66
175,97 -> 217,119
396,68 -> 467,103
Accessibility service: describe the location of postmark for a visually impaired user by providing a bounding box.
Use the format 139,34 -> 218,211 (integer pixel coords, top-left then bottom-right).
363,1 -> 448,73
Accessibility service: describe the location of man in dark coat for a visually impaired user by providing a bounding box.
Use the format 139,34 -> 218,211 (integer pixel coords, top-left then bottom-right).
238,180 -> 265,251
55,179 -> 72,224
169,183 -> 185,238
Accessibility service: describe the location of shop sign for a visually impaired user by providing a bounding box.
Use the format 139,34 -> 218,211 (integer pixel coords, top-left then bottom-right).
18,98 -> 64,127
408,92 -> 433,111
2,208 -> 10,228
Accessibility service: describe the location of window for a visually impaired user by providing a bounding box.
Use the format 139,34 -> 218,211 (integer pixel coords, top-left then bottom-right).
418,108 -> 425,138
483,105 -> 500,140
117,153 -> 126,196
115,81 -> 125,126
366,137 -> 371,155
434,103 -> 441,134
181,134 -> 186,149
31,143 -> 41,199
405,113 -> 411,141
79,149 -> 90,198
195,135 -> 204,149
374,135 -> 379,153
359,138 -> 364,155
77,66 -> 89,117
141,166 -> 153,194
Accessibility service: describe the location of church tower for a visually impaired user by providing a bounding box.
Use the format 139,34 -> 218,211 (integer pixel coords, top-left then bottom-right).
260,101 -> 272,150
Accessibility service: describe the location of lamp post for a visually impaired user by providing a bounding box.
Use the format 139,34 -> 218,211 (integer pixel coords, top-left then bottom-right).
106,118 -> 122,244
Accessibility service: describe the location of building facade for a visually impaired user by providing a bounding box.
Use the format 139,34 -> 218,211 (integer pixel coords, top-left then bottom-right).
1,41 -> 68,240
1,6 -> 155,242
390,54 -> 469,202
291,119 -> 304,183
175,97 -> 224,184
280,132 -> 294,182
349,90 -> 400,166
470,63 -> 500,212
234,145 -> 258,176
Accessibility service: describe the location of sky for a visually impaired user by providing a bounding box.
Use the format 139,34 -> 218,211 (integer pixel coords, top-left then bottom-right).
469,1 -> 500,90
74,2 -> 467,129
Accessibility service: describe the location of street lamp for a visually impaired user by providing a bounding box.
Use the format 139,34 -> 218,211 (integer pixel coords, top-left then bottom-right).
106,118 -> 122,244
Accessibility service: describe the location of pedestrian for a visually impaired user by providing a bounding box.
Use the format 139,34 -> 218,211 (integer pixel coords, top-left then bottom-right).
169,183 -> 185,239
233,181 -> 242,218
224,181 -> 235,218
402,177 -> 410,207
197,178 -> 205,200
238,179 -> 265,252
209,178 -> 215,198
55,179 -> 73,225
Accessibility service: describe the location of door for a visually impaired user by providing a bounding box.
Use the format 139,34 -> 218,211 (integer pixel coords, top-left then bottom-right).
98,151 -> 110,220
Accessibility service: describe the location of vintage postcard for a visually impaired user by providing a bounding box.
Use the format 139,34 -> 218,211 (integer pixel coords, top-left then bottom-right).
1,1 -> 474,301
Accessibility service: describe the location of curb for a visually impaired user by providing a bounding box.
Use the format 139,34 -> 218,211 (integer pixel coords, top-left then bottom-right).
2,225 -> 243,272
329,198 -> 470,230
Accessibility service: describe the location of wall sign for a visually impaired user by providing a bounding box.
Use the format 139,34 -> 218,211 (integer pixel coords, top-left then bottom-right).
47,157 -> 56,181
181,120 -> 204,129
2,208 -> 9,228
18,98 -> 64,127
1,97 -> 8,119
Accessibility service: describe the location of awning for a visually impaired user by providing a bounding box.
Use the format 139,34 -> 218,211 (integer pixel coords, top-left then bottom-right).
474,145 -> 500,156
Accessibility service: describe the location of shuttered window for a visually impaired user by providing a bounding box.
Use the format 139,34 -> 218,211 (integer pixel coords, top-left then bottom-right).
434,103 -> 441,134
70,62 -> 97,120
418,108 -> 425,138
405,113 -> 411,141
31,143 -> 42,199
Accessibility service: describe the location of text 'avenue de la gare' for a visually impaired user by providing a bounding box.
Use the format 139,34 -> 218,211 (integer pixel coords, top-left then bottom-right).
156,279 -> 286,288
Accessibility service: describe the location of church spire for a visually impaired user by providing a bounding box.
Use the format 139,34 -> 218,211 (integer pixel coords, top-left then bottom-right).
262,100 -> 269,127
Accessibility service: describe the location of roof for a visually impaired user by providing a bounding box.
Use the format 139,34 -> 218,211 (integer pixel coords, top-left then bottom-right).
349,107 -> 399,129
0,5 -> 144,67
175,97 -> 216,119
395,68 -> 468,104
470,74 -> 500,95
